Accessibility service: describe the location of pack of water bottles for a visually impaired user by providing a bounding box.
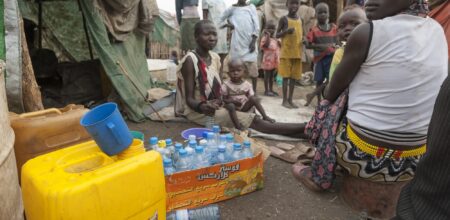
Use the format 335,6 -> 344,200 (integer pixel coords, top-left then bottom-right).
158,125 -> 266,212
149,125 -> 254,176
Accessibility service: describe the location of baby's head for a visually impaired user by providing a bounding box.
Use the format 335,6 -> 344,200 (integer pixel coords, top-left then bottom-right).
365,0 -> 427,20
337,5 -> 367,42
265,21 -> 277,35
227,58 -> 245,83
315,3 -> 330,25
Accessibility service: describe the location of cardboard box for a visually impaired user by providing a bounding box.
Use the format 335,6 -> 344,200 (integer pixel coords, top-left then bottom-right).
165,132 -> 269,212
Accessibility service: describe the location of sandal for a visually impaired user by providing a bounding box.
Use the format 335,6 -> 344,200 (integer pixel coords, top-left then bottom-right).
291,162 -> 323,192
269,147 -> 300,163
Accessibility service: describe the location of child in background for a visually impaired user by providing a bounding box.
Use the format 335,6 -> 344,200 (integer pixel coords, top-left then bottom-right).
260,21 -> 280,97
304,2 -> 338,106
276,0 -> 303,109
303,4 -> 367,104
223,59 -> 275,130
221,0 -> 260,92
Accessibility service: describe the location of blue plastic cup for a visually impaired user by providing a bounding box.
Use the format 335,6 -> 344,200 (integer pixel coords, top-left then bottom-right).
80,102 -> 133,155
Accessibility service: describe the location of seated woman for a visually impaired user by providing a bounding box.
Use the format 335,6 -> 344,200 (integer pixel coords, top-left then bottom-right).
175,20 -> 306,138
293,0 -> 448,190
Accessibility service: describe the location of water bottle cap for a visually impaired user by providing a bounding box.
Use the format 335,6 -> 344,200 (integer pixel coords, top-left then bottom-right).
179,149 -> 187,156
202,131 -> 209,139
199,139 -> 208,146
165,139 -> 173,145
175,143 -> 183,149
243,140 -> 251,147
207,132 -> 215,139
149,137 -> 158,145
218,145 -> 226,152
220,135 -> 227,141
226,133 -> 234,141
163,158 -> 172,165
195,146 -> 204,153
188,134 -> 196,140
158,140 -> 166,148
212,125 -> 220,133
189,140 -> 197,147
233,143 -> 242,150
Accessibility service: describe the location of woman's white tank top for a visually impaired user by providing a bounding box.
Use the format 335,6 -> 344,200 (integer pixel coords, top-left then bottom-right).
347,14 -> 448,135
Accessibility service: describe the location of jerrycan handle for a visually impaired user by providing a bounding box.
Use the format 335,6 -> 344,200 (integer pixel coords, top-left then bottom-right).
19,108 -> 62,118
106,122 -> 123,146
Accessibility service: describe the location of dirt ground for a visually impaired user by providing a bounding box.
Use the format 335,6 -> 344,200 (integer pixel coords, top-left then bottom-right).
127,80 -> 362,219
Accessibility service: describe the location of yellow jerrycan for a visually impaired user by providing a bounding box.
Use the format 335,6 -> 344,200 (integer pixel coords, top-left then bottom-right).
21,139 -> 166,220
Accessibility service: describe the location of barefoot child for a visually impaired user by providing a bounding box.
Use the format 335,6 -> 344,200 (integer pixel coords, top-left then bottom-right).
260,21 -> 280,97
222,59 -> 275,130
303,5 -> 367,105
304,3 -> 338,106
276,0 -> 303,109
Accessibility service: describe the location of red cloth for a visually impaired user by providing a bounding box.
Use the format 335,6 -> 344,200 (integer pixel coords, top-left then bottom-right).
306,24 -> 338,63
429,2 -> 450,60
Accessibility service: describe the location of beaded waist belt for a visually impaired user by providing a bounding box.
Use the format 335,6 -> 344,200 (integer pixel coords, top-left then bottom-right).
346,124 -> 426,159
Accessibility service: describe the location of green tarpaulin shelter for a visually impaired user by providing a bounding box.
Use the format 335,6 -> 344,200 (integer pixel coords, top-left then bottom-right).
18,0 -> 162,121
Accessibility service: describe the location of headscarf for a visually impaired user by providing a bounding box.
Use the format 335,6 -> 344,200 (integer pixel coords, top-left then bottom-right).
402,0 -> 429,17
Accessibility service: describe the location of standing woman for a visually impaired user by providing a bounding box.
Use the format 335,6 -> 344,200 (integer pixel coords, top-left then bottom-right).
176,0 -> 200,52
202,0 -> 228,68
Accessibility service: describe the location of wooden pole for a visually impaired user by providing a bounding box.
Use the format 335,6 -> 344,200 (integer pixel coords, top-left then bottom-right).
20,18 -> 44,112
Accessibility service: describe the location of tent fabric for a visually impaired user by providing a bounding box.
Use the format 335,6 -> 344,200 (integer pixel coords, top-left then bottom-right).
94,0 -> 159,42
0,60 -> 24,220
150,10 -> 179,47
19,0 -> 93,62
5,0 -> 24,113
80,0 -> 155,121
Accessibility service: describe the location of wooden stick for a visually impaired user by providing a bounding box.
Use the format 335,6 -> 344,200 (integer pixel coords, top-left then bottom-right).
116,61 -> 168,127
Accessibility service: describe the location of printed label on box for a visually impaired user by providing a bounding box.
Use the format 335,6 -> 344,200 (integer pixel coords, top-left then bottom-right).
166,153 -> 264,211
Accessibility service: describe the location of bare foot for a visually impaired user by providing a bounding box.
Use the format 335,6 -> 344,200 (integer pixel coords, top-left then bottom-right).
263,116 -> 276,123
264,91 -> 275,97
236,123 -> 245,131
304,93 -> 314,106
282,101 -> 293,109
289,102 -> 299,109
271,91 -> 279,96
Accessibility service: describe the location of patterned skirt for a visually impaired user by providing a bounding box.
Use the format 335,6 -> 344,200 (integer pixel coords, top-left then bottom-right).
335,124 -> 421,183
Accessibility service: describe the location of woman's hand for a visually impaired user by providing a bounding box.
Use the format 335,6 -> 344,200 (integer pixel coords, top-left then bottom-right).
199,102 -> 220,116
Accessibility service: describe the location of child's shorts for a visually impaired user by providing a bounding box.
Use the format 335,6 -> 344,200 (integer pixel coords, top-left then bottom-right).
314,54 -> 334,82
279,58 -> 302,80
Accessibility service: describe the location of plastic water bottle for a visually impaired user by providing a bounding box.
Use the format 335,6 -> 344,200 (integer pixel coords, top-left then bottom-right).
185,140 -> 196,158
205,116 -> 215,129
188,135 -> 197,143
175,149 -> 191,172
225,134 -> 234,153
242,140 -> 254,158
163,158 -> 176,176
166,60 -> 177,82
156,140 -> 170,159
166,138 -> 175,158
173,143 -> 183,163
231,143 -> 243,161
166,204 -> 220,220
149,137 -> 158,151
212,125 -> 221,144
216,145 -> 230,164
193,146 -> 210,169
202,131 -> 209,140
206,132 -> 218,165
